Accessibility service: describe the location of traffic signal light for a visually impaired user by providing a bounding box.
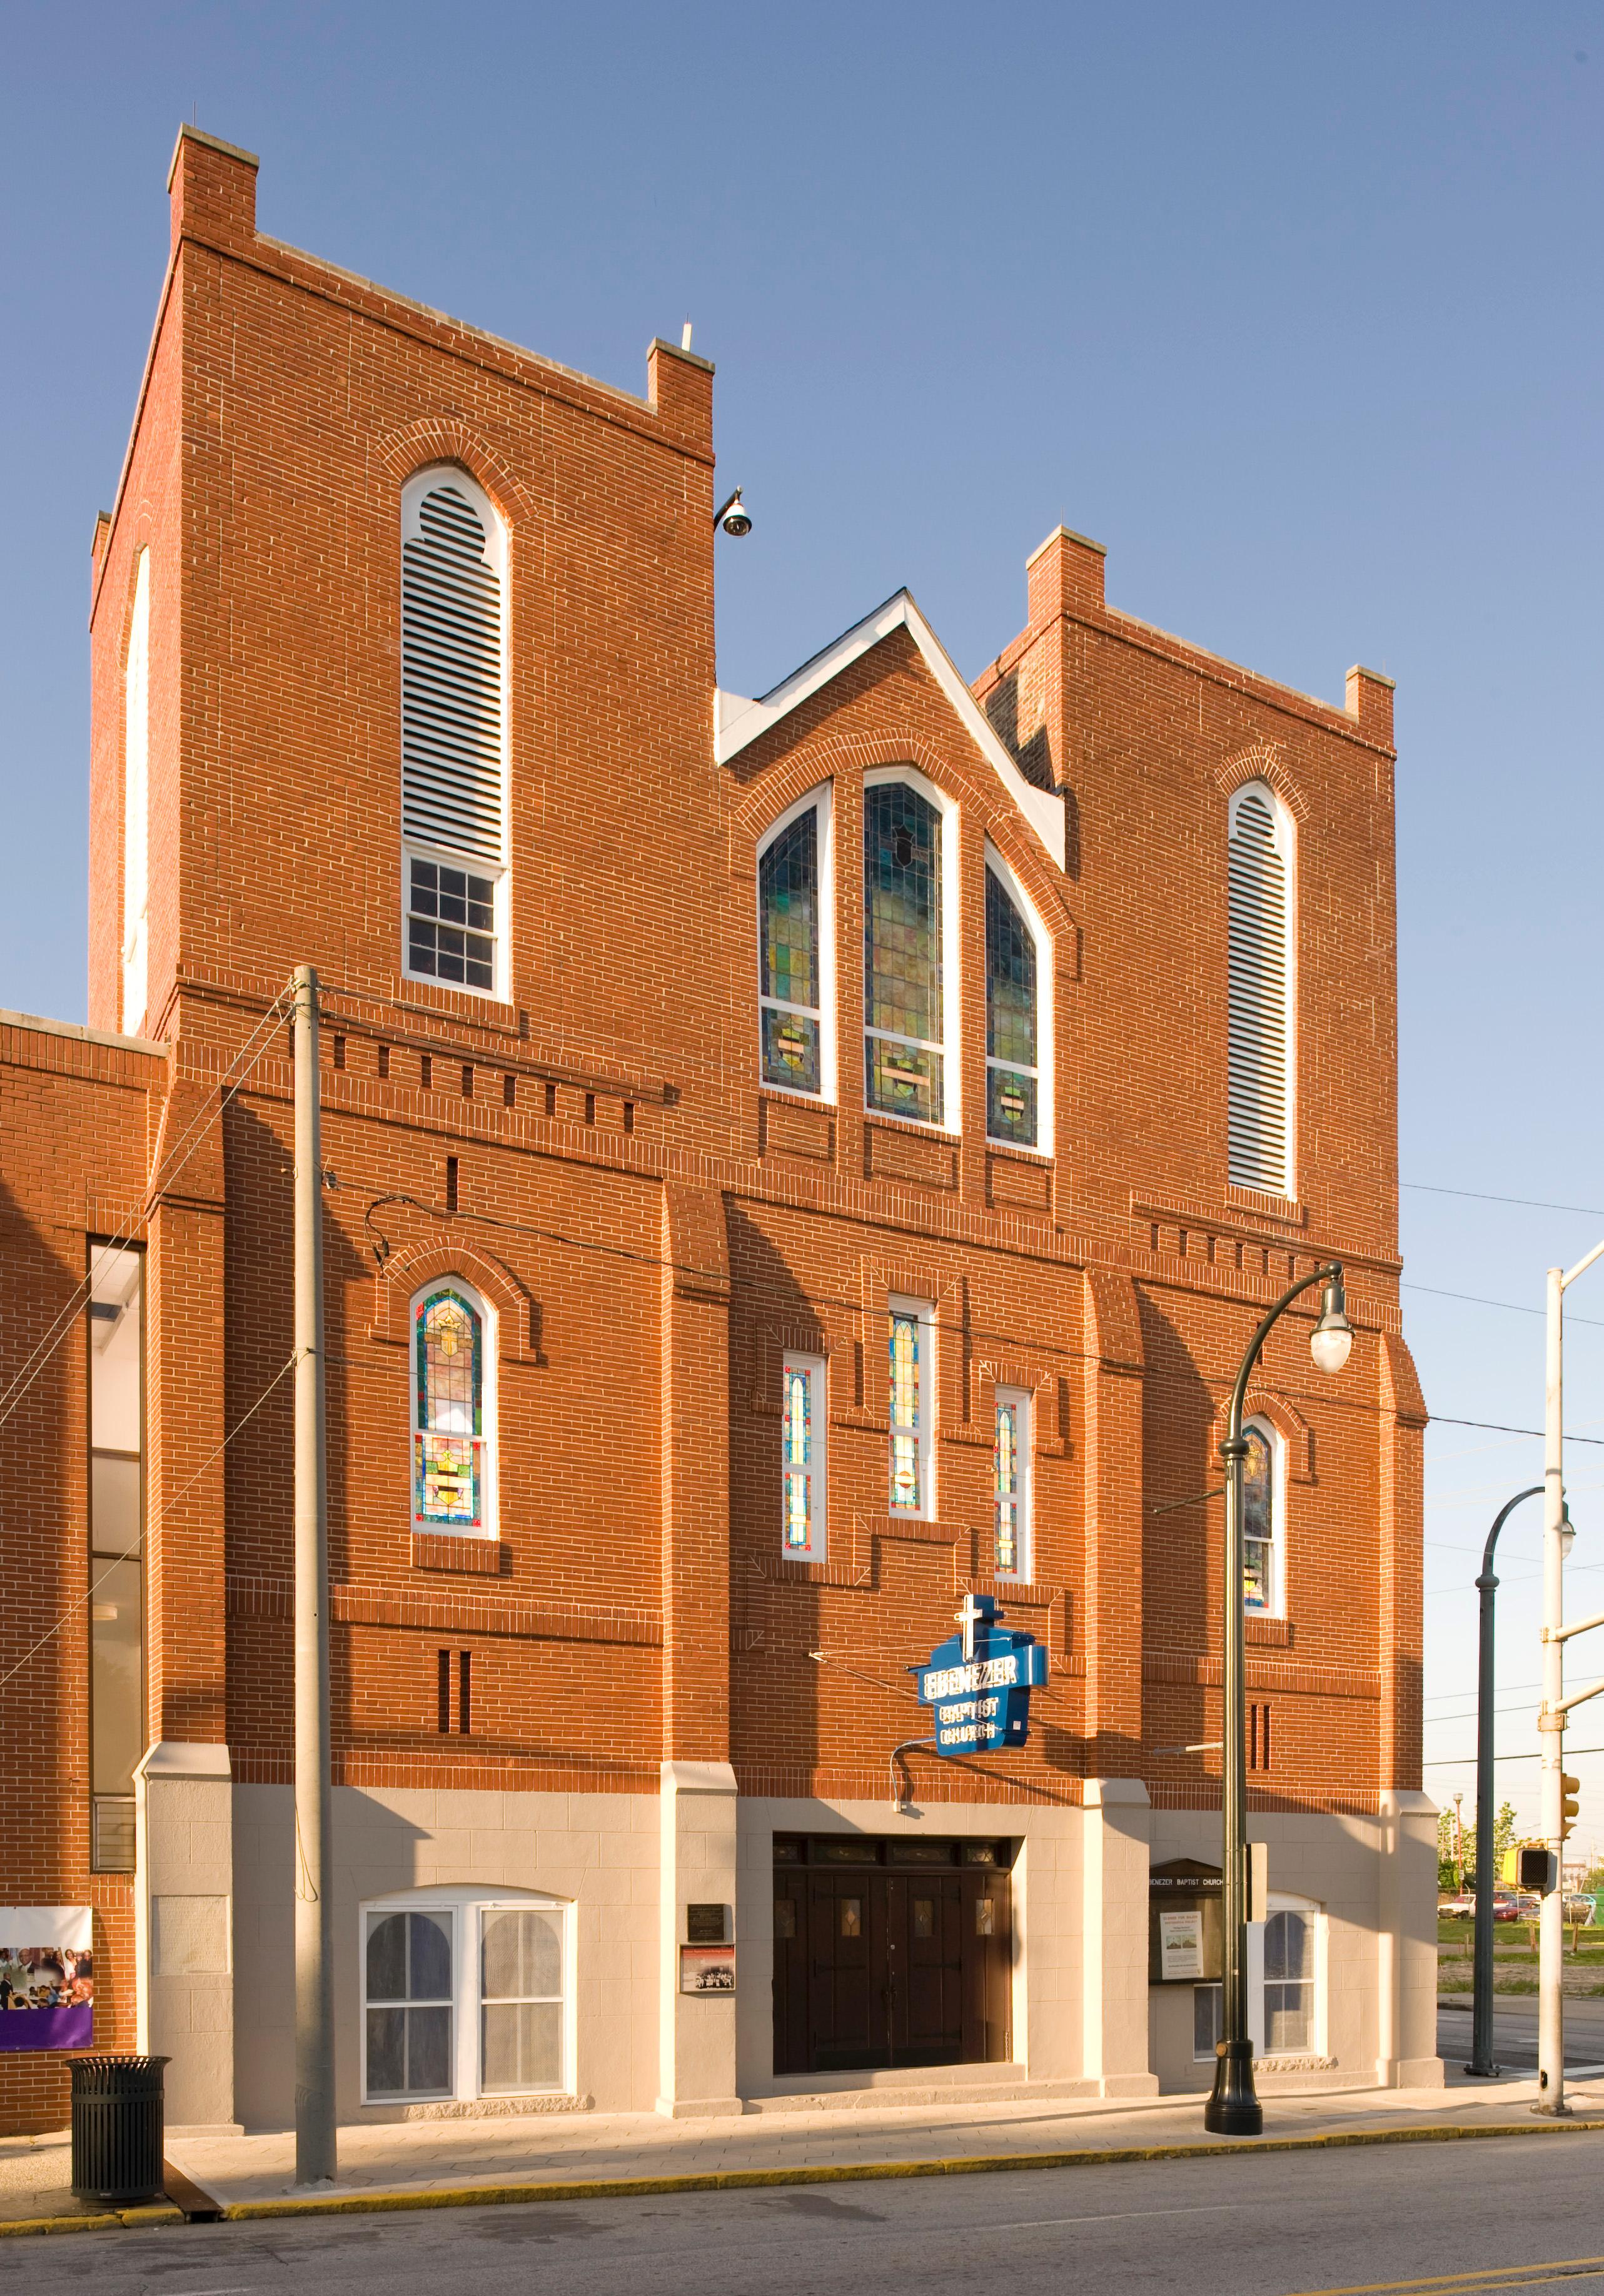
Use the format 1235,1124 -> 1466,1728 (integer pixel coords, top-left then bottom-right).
1562,1775 -> 1581,1837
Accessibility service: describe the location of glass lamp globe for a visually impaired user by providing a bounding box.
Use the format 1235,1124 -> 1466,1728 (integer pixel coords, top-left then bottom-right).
1309,1312 -> 1353,1375
1561,1507 -> 1577,1560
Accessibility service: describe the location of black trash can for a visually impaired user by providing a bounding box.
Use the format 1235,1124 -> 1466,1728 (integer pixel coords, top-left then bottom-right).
70,2055 -> 169,2204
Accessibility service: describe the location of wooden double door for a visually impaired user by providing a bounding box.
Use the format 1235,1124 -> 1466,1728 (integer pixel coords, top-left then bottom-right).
772,1861 -> 1012,2075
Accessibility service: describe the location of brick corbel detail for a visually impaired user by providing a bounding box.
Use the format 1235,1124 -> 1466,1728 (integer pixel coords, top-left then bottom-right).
1081,1267 -> 1144,1767
369,1239 -> 540,1363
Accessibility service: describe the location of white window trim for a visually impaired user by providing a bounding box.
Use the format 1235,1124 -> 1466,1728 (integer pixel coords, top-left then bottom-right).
887,1295 -> 936,1520
121,548 -> 151,1039
982,840 -> 1053,1158
780,1350 -> 828,1562
992,1383 -> 1031,1580
1249,1891 -> 1324,2061
1227,778 -> 1297,1198
1242,1413 -> 1285,1619
756,781 -> 836,1103
409,1277 -> 498,1541
1193,1894 -> 1325,2063
400,464 -> 510,1003
360,1886 -> 575,2104
863,766 -> 961,1136
400,839 -> 510,1004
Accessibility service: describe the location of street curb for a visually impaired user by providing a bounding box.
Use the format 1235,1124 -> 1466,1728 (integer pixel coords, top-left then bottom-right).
7,2117 -> 1604,2236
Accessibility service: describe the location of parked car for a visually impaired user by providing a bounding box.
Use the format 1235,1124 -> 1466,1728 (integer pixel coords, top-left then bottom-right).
1438,1893 -> 1476,1918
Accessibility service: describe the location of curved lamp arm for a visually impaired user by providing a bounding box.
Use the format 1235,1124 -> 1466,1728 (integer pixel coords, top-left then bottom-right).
1224,1260 -> 1346,1452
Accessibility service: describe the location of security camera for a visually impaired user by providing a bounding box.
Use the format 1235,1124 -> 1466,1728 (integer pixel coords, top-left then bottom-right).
713,487 -> 752,538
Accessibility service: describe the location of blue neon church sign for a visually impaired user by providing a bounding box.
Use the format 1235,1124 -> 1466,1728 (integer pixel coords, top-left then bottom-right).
914,1593 -> 1047,1755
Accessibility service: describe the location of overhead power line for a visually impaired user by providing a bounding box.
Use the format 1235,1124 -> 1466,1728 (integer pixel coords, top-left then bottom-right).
1403,1181 -> 1604,1220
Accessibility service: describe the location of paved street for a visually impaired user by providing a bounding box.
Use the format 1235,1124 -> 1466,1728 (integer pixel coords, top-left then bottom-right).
14,2128 -> 1604,2294
1438,1993 -> 1604,2071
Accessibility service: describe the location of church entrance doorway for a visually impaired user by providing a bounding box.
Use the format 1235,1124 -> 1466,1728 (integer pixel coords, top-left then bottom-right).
771,1836 -> 1014,2076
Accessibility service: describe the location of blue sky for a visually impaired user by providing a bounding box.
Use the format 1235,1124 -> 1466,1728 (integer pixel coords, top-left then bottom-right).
3,2 -> 1601,1846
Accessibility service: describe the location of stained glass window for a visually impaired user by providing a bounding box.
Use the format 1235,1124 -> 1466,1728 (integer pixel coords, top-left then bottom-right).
759,807 -> 823,1095
865,784 -> 944,1126
781,1353 -> 825,1559
1242,1422 -> 1275,1612
413,1287 -> 485,1531
993,1388 -> 1029,1577
986,866 -> 1039,1148
889,1308 -> 925,1513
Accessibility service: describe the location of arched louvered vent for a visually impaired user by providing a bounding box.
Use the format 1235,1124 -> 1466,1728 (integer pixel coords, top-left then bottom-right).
402,481 -> 504,863
1228,786 -> 1292,1195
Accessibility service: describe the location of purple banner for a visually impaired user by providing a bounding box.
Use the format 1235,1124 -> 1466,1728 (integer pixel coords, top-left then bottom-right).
0,2003 -> 93,2051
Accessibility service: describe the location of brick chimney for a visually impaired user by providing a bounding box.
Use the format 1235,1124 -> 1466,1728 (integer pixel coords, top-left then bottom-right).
1026,525 -> 1107,628
1346,663 -> 1395,749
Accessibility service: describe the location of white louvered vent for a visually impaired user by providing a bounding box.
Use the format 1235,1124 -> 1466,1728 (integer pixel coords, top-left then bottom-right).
1228,787 -> 1292,1195
401,482 -> 504,863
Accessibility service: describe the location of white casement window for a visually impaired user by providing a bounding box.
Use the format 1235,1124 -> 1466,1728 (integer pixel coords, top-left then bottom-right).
1241,1415 -> 1283,1616
758,785 -> 835,1100
992,1385 -> 1031,1579
984,846 -> 1052,1155
362,1888 -> 573,2103
401,466 -> 509,998
781,1351 -> 827,1562
121,549 -> 151,1038
1193,1895 -> 1324,2062
863,770 -> 960,1131
887,1297 -> 935,1517
410,1279 -> 497,1540
1227,781 -> 1295,1195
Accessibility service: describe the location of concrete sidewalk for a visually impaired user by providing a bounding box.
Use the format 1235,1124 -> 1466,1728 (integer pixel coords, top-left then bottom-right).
6,2045 -> 1602,2233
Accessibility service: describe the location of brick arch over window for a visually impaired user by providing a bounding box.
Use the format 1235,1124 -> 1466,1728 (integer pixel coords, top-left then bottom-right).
734,732 -> 1076,938
370,1240 -> 539,1363
373,420 -> 535,528
1210,1384 -> 1315,1485
1214,741 -> 1308,824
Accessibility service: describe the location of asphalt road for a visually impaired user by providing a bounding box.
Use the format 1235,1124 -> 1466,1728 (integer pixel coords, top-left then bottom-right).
1438,1991 -> 1604,2070
17,2132 -> 1604,2296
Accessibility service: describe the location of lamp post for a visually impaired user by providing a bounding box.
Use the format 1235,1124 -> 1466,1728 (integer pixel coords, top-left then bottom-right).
1464,1485 -> 1541,2079
1204,1260 -> 1354,2139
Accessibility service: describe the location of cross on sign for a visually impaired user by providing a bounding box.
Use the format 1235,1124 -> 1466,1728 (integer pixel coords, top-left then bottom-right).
954,1591 -> 987,1662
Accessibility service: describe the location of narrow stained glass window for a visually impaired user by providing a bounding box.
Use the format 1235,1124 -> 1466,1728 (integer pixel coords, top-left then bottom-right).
993,1390 -> 1030,1577
759,807 -> 823,1094
865,784 -> 944,1126
1242,1422 -> 1274,1612
889,1310 -> 924,1513
781,1353 -> 825,1559
414,1288 -> 485,1530
986,866 -> 1039,1148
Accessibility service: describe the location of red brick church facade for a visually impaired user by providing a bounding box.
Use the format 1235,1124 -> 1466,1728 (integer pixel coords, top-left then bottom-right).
0,126 -> 1435,2135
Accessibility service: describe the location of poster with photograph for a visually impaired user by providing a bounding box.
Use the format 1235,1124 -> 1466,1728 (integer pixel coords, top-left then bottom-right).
0,1909 -> 93,2050
679,1943 -> 735,1995
1157,1908 -> 1204,1982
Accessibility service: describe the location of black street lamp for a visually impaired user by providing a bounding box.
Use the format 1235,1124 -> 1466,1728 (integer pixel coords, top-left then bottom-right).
1204,1260 -> 1354,2138
1463,1485 -> 1571,2078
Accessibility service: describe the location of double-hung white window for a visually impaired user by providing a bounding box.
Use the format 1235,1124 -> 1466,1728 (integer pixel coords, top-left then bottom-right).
363,1888 -> 572,2103
780,1352 -> 827,1561
888,1298 -> 934,1517
401,467 -> 509,998
992,1385 -> 1031,1578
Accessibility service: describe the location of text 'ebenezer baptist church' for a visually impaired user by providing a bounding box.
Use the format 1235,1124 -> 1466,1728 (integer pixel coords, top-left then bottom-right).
0,125 -> 1438,2135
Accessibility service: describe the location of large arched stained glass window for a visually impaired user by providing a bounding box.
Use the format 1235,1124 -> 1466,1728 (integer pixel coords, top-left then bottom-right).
864,783 -> 944,1125
413,1285 -> 489,1532
759,802 -> 823,1093
986,864 -> 1039,1148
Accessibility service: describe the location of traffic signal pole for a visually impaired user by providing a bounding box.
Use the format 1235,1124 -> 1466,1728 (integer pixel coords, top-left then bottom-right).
1536,1242 -> 1604,2116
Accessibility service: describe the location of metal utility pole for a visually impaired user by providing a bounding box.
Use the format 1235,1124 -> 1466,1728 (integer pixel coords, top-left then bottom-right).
1465,1487 -> 1540,2079
1536,1239 -> 1604,2117
293,964 -> 336,2184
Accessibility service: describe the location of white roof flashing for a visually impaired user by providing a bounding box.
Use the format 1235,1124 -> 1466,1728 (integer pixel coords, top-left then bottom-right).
714,591 -> 1066,871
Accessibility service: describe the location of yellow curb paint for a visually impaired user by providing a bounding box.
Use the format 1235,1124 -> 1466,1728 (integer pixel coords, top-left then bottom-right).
213,2117 -> 1604,2225
0,2212 -> 124,2237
